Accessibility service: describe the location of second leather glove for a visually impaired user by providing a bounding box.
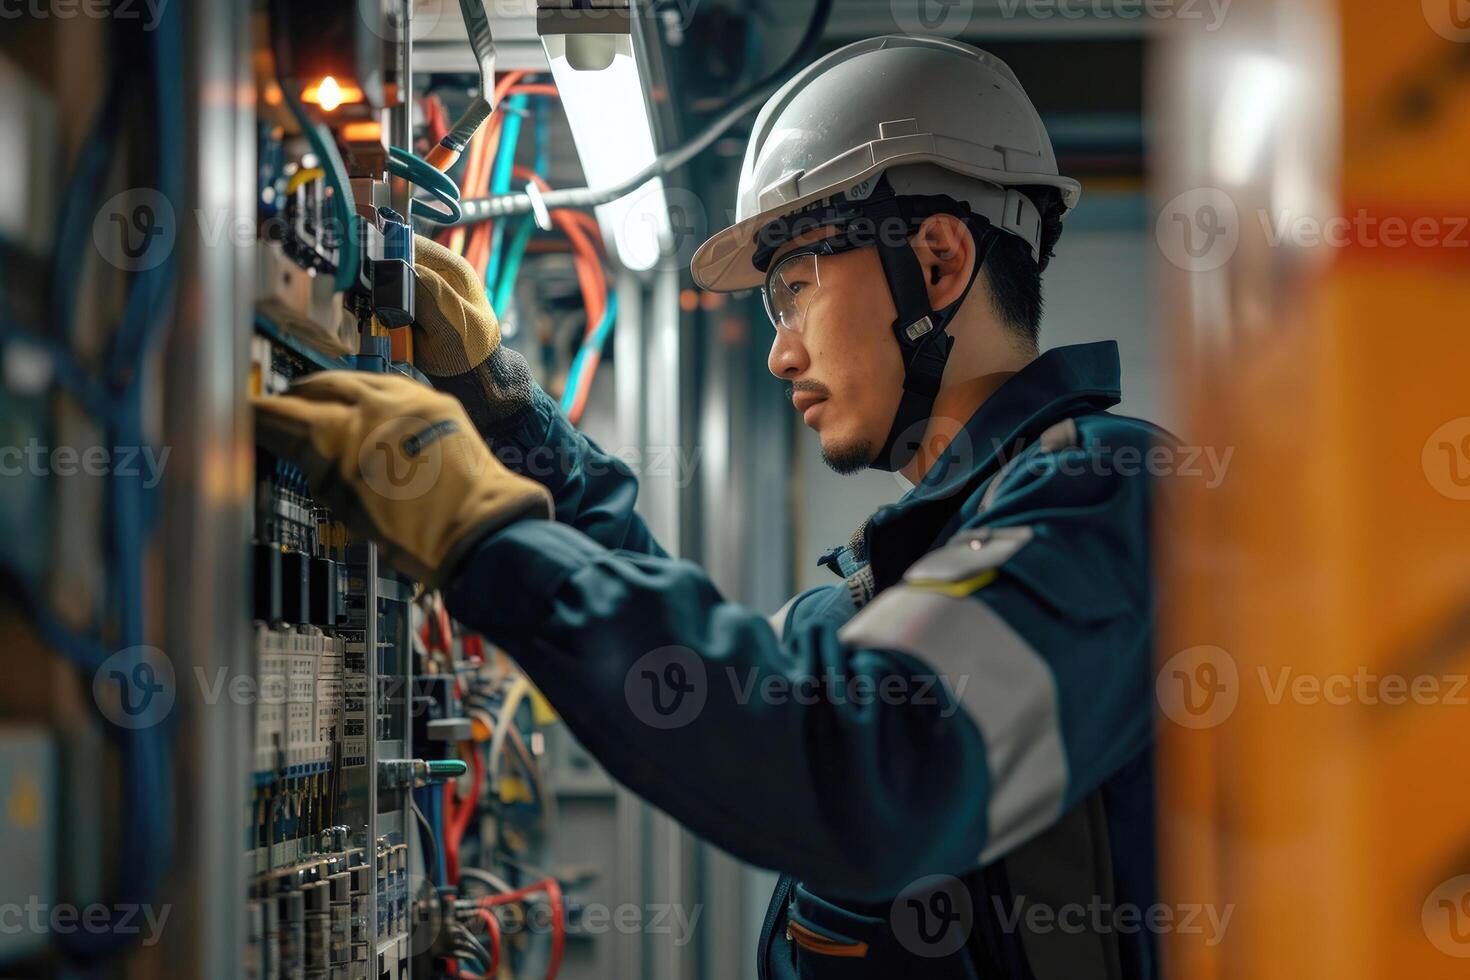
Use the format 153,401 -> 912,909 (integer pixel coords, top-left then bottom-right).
412,234 -> 536,440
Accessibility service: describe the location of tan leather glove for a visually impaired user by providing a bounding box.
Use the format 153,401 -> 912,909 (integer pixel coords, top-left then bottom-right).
412,235 -> 535,441
253,370 -> 552,589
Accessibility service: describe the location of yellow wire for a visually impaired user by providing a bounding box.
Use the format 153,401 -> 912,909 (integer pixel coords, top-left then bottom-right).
286,167 -> 326,195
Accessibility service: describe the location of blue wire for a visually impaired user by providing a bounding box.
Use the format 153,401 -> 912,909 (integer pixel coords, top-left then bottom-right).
426,788 -> 448,887
559,292 -> 620,416
39,2 -> 182,958
533,90 -> 550,179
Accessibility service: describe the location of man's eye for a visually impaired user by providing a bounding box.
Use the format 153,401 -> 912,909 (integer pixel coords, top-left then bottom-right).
786,280 -> 811,295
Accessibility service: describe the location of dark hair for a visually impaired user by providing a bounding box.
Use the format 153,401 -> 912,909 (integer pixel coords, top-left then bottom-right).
980,187 -> 1067,351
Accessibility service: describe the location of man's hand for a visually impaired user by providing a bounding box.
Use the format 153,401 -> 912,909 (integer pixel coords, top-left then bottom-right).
253,371 -> 552,589
412,234 -> 535,440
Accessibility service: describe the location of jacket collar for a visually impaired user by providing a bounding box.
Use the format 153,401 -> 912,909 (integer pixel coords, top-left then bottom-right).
819,341 -> 1123,581
901,340 -> 1123,506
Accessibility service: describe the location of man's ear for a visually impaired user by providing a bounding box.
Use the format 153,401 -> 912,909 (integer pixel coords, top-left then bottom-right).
912,213 -> 975,310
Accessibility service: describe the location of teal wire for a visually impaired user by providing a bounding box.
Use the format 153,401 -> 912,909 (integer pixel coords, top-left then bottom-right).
560,292 -> 620,417
485,94 -> 530,291
389,145 -> 462,224
282,87 -> 358,293
492,216 -> 536,316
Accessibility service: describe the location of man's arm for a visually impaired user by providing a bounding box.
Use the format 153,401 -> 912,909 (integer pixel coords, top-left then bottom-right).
446,419 -> 1156,901
480,383 -> 666,558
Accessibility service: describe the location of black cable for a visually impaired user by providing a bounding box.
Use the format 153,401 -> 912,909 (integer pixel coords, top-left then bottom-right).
452,922 -> 493,970
708,0 -> 833,114
455,0 -> 834,224
411,797 -> 439,876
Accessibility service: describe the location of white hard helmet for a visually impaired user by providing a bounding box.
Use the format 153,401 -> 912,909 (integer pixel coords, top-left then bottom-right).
691,35 -> 1080,292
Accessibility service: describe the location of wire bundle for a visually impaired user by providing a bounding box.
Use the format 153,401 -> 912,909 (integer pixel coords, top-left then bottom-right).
427,78 -> 614,424
0,0 -> 184,960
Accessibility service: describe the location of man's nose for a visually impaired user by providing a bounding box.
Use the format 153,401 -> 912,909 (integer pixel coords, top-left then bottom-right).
767,328 -> 809,379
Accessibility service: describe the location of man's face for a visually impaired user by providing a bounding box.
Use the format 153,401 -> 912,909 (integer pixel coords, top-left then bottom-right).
764,229 -> 904,474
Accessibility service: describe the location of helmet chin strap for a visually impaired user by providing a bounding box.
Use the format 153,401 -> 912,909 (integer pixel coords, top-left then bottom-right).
868,210 -> 1000,473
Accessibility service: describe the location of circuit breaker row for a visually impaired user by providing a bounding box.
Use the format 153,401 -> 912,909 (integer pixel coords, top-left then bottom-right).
246,837 -> 412,980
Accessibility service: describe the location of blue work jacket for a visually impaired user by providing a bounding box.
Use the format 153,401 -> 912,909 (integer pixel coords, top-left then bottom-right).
447,341 -> 1166,979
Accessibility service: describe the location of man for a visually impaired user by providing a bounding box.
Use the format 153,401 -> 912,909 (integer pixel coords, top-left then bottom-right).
258,36 -> 1165,979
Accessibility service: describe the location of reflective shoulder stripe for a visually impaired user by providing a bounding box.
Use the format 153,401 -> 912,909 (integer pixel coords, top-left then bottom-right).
767,594 -> 802,641
837,585 -> 1067,863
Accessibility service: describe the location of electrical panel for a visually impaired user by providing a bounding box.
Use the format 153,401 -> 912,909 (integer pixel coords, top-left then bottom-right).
247,324 -> 420,980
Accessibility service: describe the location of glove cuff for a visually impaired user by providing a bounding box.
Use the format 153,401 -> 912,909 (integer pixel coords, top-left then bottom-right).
423,346 -> 536,441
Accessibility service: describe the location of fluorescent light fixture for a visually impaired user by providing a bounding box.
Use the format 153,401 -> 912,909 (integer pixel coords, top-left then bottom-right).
541,22 -> 672,272
1213,53 -> 1295,187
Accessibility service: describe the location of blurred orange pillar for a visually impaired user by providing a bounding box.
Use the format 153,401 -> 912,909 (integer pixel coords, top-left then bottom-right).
1154,0 -> 1470,977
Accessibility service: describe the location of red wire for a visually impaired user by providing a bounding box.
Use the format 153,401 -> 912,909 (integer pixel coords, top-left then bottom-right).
505,83 -> 560,98
476,909 -> 502,977
544,877 -> 565,980
475,878 -> 565,980
511,167 -> 608,336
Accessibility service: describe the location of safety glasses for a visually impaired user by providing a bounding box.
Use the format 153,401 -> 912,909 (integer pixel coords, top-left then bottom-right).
760,235 -> 873,334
